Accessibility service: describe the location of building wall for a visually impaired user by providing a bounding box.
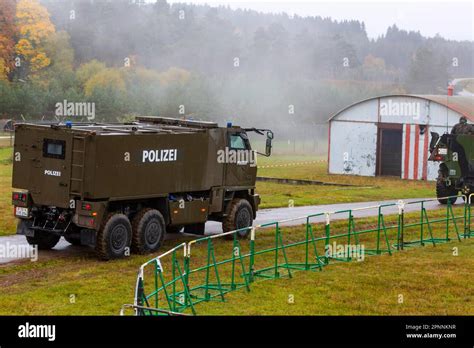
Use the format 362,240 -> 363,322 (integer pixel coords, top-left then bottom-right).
400,124 -> 451,180
334,100 -> 378,123
328,121 -> 377,176
329,96 -> 463,180
376,96 -> 461,126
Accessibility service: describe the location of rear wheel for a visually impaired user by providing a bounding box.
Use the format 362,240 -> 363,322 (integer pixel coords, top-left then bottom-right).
436,176 -> 458,205
131,209 -> 165,254
222,198 -> 253,239
96,213 -> 132,260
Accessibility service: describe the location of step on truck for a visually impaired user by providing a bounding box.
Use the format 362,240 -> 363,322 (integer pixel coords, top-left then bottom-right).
429,131 -> 474,204
12,117 -> 273,260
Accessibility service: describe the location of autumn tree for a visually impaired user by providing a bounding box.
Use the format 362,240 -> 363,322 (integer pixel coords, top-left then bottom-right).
76,60 -> 107,86
83,68 -> 126,97
15,0 -> 55,77
0,0 -> 17,81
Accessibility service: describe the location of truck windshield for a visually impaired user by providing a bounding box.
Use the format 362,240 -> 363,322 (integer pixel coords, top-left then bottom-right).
230,134 -> 247,150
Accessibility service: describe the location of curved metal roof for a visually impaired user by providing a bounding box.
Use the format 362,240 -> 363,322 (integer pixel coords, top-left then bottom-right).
328,94 -> 474,122
416,95 -> 474,121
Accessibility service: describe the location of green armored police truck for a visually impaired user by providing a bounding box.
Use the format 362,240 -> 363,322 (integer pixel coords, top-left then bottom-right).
429,130 -> 474,204
12,117 -> 273,260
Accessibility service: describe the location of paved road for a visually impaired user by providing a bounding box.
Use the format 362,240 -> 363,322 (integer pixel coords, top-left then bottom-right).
0,197 -> 448,264
452,78 -> 474,97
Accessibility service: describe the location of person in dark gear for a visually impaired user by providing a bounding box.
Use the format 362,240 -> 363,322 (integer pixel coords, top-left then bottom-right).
451,116 -> 473,135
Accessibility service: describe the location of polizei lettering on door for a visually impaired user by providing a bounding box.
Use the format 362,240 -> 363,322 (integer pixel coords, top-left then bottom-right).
44,169 -> 61,177
142,149 -> 178,163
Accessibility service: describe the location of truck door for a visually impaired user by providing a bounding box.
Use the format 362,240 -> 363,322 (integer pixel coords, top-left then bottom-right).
224,131 -> 257,187
29,131 -> 73,208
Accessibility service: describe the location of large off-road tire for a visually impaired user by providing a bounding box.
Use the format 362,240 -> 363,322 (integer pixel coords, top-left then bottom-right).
222,198 -> 253,240
25,230 -> 61,250
436,177 -> 458,205
131,209 -> 165,254
96,213 -> 132,260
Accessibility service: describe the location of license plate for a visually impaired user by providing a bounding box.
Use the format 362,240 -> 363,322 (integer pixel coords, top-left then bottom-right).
439,148 -> 448,155
15,206 -> 29,217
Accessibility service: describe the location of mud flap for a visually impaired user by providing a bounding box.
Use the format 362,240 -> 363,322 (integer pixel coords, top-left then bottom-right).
80,229 -> 96,247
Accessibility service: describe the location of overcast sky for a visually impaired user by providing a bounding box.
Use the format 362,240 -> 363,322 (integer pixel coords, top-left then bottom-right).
167,0 -> 474,41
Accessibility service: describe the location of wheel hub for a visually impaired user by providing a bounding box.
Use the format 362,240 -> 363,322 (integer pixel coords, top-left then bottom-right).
236,208 -> 251,237
111,225 -> 127,251
462,185 -> 471,195
145,221 -> 160,246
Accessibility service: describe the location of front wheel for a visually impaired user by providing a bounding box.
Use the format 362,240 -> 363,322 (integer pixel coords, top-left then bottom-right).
222,198 -> 253,239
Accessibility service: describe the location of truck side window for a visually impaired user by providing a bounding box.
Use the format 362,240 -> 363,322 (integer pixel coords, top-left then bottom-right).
230,134 -> 247,150
43,139 -> 66,159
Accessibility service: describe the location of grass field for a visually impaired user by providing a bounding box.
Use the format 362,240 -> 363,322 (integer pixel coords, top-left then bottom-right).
0,134 -> 14,148
0,146 -> 470,316
198,239 -> 474,315
256,154 -> 434,208
165,207 -> 473,316
0,210 -> 472,315
0,147 -> 14,236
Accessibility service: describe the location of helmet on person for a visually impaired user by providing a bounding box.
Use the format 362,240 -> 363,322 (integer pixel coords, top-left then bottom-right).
460,116 -> 468,124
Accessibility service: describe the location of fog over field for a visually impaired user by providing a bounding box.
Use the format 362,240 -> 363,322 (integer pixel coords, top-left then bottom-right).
0,0 -> 472,145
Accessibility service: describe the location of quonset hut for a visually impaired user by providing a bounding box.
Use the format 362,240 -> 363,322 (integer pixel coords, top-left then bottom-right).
328,95 -> 474,180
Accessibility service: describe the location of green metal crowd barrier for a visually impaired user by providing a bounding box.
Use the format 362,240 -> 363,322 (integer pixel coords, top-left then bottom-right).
120,194 -> 474,316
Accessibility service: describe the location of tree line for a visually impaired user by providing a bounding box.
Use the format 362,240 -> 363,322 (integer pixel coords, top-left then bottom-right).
0,0 -> 472,137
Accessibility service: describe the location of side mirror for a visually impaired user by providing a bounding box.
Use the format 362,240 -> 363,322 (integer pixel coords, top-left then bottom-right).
265,131 -> 274,157
429,132 -> 439,152
245,127 -> 274,157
